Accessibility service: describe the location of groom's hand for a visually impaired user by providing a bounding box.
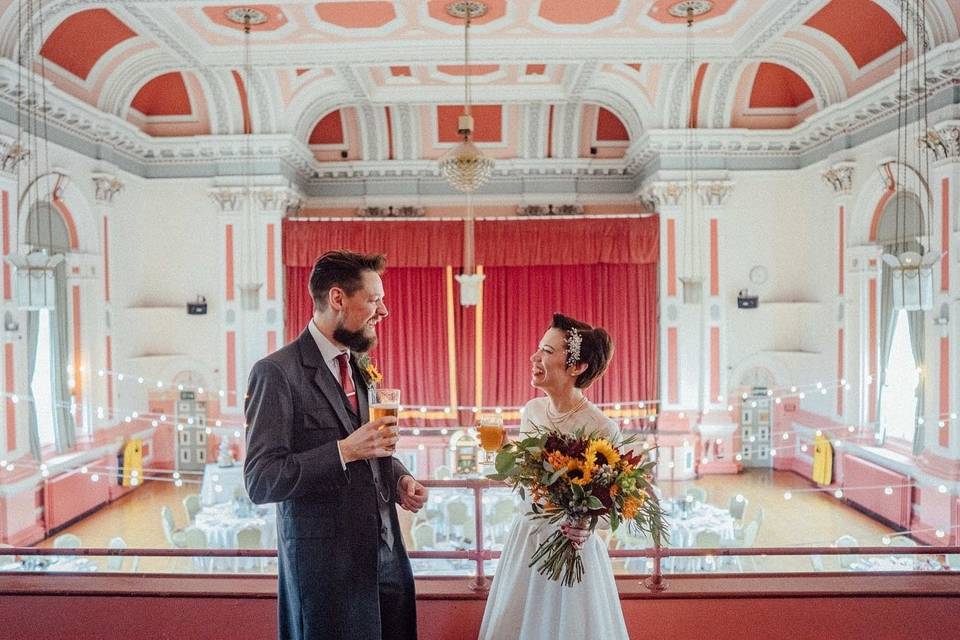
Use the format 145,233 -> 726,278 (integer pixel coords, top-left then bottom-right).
397,474 -> 427,513
339,417 -> 398,463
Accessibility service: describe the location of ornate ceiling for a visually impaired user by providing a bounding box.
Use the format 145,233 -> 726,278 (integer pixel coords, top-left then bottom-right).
0,0 -> 958,193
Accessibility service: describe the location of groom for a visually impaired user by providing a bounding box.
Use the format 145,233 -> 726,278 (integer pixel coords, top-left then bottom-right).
244,250 -> 427,640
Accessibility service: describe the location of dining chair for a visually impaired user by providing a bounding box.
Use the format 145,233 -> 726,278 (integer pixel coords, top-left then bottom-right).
728,495 -> 749,522
235,526 -> 263,572
694,530 -> 722,572
182,494 -> 201,522
834,534 -> 858,569
684,486 -> 708,504
412,523 -> 437,550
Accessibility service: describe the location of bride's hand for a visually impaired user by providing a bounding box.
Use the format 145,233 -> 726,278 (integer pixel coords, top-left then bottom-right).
560,518 -> 591,549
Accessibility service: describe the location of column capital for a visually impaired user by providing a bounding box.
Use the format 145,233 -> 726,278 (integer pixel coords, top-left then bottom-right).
821,161 -> 856,195
255,186 -> 304,216
209,187 -> 244,213
697,180 -> 734,207
642,181 -> 688,208
91,174 -> 123,204
0,136 -> 29,175
923,121 -> 960,163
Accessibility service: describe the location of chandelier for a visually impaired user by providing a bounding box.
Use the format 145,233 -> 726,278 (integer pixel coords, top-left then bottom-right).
438,2 -> 494,192
879,0 -> 942,311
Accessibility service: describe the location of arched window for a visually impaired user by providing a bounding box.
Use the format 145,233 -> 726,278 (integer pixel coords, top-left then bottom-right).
24,202 -> 75,455
876,192 -> 925,446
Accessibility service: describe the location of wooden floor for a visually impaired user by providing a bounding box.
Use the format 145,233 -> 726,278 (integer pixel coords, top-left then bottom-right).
36,469 -> 897,573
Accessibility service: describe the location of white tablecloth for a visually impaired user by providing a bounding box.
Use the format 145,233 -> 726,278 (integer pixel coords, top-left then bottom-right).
199,463 -> 245,506
194,501 -> 276,570
0,557 -> 98,572
665,502 -> 737,547
848,556 -> 943,572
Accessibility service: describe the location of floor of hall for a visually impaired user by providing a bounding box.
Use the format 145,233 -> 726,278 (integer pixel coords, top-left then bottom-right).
29,468 -> 906,574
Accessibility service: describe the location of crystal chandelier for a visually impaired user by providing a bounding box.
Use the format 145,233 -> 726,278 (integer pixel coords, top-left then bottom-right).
438,2 -> 494,192
880,0 -> 942,311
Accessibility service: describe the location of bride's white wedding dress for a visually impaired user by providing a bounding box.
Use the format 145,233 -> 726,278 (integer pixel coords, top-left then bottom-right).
478,396 -> 629,640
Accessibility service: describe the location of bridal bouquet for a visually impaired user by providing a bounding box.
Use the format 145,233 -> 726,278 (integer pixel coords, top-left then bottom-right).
488,424 -> 666,586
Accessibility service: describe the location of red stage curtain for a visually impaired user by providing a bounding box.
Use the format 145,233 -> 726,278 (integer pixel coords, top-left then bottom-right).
475,216 -> 658,266
479,263 -> 658,411
285,265 -> 455,414
282,219 -> 463,268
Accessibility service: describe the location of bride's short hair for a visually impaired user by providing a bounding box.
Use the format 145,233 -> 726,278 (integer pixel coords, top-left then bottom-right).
550,313 -> 614,389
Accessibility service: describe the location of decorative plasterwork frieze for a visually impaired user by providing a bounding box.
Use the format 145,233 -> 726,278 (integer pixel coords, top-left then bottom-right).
357,205 -> 425,218
923,121 -> 960,162
642,181 -> 688,208
821,161 -> 856,194
515,204 -> 583,216
697,180 -> 733,206
91,174 -> 123,204
0,136 -> 28,174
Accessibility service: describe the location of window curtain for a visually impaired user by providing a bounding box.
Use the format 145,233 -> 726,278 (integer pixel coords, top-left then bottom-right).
876,252 -> 897,443
26,311 -> 41,461
51,261 -> 76,452
907,310 -> 925,455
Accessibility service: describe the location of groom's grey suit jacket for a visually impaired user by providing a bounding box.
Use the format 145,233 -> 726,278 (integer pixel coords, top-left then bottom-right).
244,329 -> 416,640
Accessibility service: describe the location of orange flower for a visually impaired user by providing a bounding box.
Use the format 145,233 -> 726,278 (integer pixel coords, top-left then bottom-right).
623,497 -> 642,520
547,450 -> 570,471
609,484 -> 620,497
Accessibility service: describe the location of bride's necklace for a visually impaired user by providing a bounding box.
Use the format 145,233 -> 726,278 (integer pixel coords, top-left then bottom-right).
545,395 -> 587,427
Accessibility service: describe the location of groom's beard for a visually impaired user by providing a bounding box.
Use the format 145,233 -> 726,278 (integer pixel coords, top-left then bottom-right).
333,321 -> 377,353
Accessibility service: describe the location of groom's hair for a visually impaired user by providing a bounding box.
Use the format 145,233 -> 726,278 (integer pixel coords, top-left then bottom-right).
310,250 -> 386,311
551,313 -> 614,389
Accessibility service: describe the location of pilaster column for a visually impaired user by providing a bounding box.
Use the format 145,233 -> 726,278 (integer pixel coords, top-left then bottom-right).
210,182 -> 302,413
821,161 -> 855,423
91,174 -> 122,428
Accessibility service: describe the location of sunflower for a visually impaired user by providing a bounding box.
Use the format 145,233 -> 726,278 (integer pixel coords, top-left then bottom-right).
585,439 -> 621,469
566,459 -> 594,486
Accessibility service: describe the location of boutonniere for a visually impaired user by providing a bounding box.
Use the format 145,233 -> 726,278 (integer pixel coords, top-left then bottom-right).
355,352 -> 383,388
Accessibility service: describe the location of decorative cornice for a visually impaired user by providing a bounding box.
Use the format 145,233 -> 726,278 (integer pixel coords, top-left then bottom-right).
821,161 -> 855,194
91,174 -> 123,204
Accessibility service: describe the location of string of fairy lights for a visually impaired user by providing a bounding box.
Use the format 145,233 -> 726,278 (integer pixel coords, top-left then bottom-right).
0,364 -> 955,525
23,365 -> 960,429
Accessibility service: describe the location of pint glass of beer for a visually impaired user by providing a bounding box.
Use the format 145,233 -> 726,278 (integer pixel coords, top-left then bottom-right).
371,388 -> 400,453
477,413 -> 504,464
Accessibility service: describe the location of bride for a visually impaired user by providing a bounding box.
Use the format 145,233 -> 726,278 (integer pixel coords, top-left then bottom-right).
478,313 -> 628,640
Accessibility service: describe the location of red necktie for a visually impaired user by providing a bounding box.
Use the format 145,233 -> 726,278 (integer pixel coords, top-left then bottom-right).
336,353 -> 359,413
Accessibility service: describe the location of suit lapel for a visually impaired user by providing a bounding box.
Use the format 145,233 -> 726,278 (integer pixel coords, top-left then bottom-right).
298,331 -> 356,436
352,356 -> 371,425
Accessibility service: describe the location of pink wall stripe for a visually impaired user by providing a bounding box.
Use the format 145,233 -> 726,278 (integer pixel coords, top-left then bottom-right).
2,190 -> 9,300
838,205 -> 845,295
709,218 -> 718,297
72,286 -> 82,426
940,337 -> 949,448
667,327 -> 678,404
225,225 -> 235,301
942,177 -> 950,292
102,216 -> 110,302
105,336 -> 113,416
267,330 -> 277,354
226,331 -> 237,407
266,223 -> 276,301
868,278 -> 877,423
837,328 -> 844,416
666,219 -> 677,297
5,342 -> 14,451
710,326 -> 720,401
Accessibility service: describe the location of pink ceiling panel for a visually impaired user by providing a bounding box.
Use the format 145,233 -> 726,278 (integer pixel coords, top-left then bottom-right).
40,9 -> 137,80
315,2 -> 396,28
804,0 -> 905,69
